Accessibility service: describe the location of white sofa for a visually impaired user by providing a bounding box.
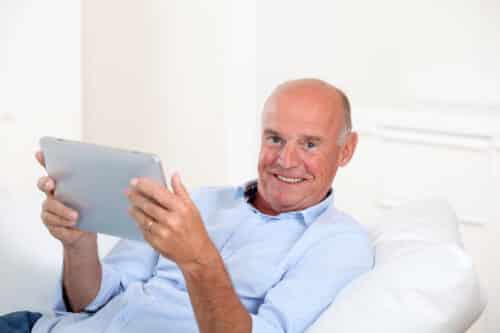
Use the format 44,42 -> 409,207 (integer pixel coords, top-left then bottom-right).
1,194 -> 485,332
0,192 -> 119,314
308,199 -> 486,333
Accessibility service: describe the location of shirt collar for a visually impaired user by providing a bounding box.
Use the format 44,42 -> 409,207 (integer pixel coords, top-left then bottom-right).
239,180 -> 334,226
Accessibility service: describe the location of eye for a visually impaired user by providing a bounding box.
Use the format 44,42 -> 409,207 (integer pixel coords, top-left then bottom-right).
305,140 -> 317,149
267,135 -> 283,145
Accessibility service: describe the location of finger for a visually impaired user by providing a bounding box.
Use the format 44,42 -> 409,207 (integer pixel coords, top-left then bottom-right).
171,172 -> 190,201
126,190 -> 169,223
47,225 -> 79,240
129,207 -> 176,259
129,207 -> 170,242
129,206 -> 160,237
128,206 -> 150,231
37,176 -> 55,195
43,198 -> 79,221
130,177 -> 181,211
35,150 -> 46,168
42,210 -> 77,228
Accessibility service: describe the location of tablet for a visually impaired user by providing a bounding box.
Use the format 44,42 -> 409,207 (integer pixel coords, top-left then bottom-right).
39,136 -> 167,242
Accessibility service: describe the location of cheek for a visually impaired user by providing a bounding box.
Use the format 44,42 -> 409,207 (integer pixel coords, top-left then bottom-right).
258,149 -> 277,170
303,155 -> 332,178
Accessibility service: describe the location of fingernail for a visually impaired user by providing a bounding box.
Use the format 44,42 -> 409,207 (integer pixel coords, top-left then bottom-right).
70,211 -> 78,219
130,178 -> 138,187
45,180 -> 52,189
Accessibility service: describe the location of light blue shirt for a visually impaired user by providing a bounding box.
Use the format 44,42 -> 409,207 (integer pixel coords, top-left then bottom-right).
33,182 -> 374,333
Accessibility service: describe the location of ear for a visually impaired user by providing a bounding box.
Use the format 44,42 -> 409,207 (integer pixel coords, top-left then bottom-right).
337,132 -> 358,167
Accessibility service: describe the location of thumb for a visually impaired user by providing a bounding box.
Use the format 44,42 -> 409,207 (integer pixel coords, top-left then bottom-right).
35,150 -> 46,168
171,172 -> 189,200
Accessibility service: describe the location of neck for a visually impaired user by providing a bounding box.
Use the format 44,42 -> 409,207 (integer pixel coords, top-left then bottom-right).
252,192 -> 280,216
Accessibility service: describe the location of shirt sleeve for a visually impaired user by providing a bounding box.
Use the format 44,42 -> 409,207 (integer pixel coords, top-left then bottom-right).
250,231 -> 374,333
53,239 -> 159,314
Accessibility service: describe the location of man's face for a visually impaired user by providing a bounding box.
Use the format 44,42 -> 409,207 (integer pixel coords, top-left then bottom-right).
256,86 -> 347,215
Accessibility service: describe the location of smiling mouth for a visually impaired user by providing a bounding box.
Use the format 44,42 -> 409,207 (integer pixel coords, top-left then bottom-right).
274,174 -> 306,184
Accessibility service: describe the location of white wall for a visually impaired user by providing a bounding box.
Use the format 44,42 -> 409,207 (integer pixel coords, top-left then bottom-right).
158,0 -> 258,186
0,0 -> 81,191
81,0 -> 160,154
0,0 -> 81,313
256,0 -> 500,109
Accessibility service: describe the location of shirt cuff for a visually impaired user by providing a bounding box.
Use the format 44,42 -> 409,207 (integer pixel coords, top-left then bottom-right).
52,263 -> 122,314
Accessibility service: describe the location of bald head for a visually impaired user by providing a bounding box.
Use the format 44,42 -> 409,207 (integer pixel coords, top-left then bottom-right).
256,78 -> 358,215
264,79 -> 352,145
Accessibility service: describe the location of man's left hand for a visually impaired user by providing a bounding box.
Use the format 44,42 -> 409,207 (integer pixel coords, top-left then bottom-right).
126,173 -> 216,272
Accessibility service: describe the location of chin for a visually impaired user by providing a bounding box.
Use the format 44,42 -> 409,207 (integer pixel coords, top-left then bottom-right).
269,195 -> 306,213
258,177 -> 312,212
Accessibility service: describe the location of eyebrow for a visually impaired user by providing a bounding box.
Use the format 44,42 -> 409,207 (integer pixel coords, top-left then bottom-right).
263,128 -> 323,142
304,136 -> 322,142
263,129 -> 280,136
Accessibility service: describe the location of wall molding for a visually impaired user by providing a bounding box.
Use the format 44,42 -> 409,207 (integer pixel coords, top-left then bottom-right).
355,106 -> 499,226
376,125 -> 491,151
494,138 -> 500,151
0,112 -> 15,123
357,107 -> 500,140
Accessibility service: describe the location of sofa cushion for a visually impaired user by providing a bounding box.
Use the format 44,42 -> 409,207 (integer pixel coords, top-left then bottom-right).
307,199 -> 485,333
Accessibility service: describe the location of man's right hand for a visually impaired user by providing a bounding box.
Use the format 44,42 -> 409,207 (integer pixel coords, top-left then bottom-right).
36,151 -> 95,248
36,151 -> 101,313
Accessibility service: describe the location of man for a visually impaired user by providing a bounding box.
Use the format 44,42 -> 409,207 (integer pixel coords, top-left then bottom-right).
4,78 -> 373,333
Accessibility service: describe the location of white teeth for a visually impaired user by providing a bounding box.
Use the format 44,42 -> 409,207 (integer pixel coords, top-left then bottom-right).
276,175 -> 304,184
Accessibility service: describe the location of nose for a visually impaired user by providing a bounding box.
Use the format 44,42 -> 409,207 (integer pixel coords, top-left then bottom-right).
277,142 -> 300,168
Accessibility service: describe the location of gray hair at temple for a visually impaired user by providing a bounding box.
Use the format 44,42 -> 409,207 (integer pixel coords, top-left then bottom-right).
336,88 -> 352,146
